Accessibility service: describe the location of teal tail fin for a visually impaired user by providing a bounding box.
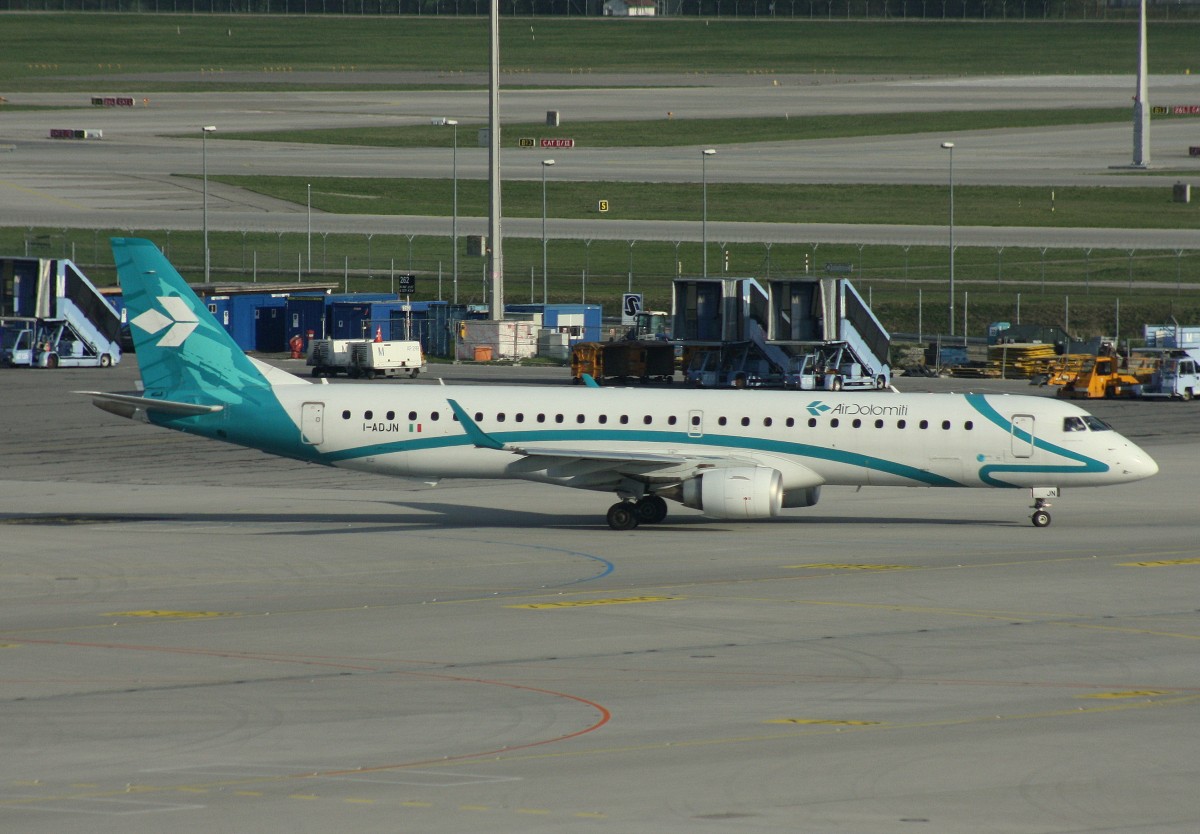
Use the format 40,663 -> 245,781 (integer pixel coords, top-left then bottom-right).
113,237 -> 275,401
111,238 -> 310,454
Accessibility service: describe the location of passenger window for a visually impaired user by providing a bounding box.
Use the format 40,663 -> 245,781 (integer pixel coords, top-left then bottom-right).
515,413 -> 524,423
643,415 -> 652,425
851,418 -> 860,428
555,414 -> 564,424
919,420 -> 929,429
741,417 -> 750,427
964,420 -> 973,430
620,415 -> 629,425
474,411 -> 483,422
786,417 -> 795,428
830,418 -> 840,428
537,413 -> 546,423
430,412 -> 440,421
342,410 -> 351,420
364,410 -> 373,420
386,411 -> 395,421
718,416 -> 727,426
668,415 -> 677,426
897,419 -> 906,429
764,417 -> 773,427
808,418 -> 817,428
874,419 -> 883,429
577,414 -> 586,424
599,414 -> 608,424
941,420 -> 951,430
408,410 -> 417,421
496,413 -> 505,422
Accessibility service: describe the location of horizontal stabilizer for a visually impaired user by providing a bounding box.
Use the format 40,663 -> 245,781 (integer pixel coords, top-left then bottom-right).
80,391 -> 224,420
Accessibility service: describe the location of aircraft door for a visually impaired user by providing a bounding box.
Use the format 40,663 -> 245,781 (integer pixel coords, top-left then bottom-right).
1011,414 -> 1035,458
301,401 -> 324,445
688,409 -> 704,438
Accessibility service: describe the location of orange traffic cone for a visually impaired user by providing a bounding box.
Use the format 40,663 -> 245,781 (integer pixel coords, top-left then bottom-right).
373,327 -> 383,342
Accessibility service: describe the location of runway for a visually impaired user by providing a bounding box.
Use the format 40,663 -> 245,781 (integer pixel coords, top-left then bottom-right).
2,362 -> 1198,833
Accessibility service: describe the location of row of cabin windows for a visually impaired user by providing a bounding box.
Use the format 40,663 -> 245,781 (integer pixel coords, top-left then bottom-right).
339,409 -> 973,432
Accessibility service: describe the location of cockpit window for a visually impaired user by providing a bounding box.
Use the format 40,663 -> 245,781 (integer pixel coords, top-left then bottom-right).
1083,416 -> 1113,432
1063,416 -> 1087,432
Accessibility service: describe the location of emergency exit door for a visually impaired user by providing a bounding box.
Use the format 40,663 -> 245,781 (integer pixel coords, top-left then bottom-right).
301,402 -> 324,445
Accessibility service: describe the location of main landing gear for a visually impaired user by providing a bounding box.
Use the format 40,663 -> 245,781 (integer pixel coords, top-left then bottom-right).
606,495 -> 668,530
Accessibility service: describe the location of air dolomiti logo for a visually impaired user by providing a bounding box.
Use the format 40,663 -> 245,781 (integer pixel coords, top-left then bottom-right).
130,296 -> 199,347
808,399 -> 909,417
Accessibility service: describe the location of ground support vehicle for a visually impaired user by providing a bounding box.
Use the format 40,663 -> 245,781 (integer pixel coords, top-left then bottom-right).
784,343 -> 889,391
1,316 -> 120,368
571,340 -> 674,385
1057,355 -> 1142,399
1135,348 -> 1200,400
683,342 -> 783,388
348,340 -> 425,379
306,338 -> 361,377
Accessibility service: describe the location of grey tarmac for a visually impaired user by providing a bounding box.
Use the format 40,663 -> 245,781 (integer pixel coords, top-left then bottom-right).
1,360 -> 1198,833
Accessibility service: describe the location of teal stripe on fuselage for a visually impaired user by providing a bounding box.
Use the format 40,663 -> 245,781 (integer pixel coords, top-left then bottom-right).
317,427 -> 961,487
965,394 -> 1109,487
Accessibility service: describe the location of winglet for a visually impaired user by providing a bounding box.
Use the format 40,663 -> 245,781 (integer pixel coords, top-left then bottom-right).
581,373 -> 600,388
446,399 -> 505,451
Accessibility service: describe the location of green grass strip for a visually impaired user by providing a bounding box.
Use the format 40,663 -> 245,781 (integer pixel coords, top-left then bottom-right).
215,108 -> 1133,149
208,175 -> 1200,230
4,16 -> 1200,89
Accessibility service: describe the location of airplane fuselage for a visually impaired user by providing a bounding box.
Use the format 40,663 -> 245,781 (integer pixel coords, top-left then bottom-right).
261,384 -> 1154,495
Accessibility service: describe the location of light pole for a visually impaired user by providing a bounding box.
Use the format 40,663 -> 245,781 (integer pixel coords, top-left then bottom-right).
443,118 -> 459,304
306,183 -> 311,273
202,125 -> 216,282
541,159 -> 554,305
940,141 -> 955,336
701,148 -> 716,278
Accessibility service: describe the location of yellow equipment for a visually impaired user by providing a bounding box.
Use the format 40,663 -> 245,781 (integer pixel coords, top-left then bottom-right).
1057,354 -> 1142,399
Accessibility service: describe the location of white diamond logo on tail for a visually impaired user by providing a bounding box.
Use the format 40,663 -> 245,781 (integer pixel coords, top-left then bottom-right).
130,296 -> 199,348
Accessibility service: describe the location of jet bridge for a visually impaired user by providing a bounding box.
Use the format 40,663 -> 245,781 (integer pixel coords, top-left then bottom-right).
672,277 -> 792,387
767,277 -> 891,389
671,276 -> 890,389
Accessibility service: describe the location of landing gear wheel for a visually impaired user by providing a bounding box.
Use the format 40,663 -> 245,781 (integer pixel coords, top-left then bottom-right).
635,495 -> 668,524
100,353 -> 112,368
606,502 -> 640,531
1030,495 -> 1053,528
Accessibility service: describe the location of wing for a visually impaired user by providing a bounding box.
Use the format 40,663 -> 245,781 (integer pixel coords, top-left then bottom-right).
445,398 -> 822,491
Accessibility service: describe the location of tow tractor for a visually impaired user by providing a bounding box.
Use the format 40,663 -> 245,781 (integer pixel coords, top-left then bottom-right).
1057,354 -> 1141,399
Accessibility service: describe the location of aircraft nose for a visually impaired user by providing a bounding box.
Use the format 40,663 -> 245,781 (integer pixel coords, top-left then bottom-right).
1119,445 -> 1159,480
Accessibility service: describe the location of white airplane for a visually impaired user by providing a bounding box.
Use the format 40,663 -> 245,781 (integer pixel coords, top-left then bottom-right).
86,238 -> 1158,530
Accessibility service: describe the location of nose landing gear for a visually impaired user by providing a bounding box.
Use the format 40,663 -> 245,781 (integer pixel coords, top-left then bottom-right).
1029,487 -> 1059,528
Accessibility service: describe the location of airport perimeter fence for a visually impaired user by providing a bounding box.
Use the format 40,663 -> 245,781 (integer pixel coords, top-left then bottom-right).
12,226 -> 1200,340
2,1 -> 1196,20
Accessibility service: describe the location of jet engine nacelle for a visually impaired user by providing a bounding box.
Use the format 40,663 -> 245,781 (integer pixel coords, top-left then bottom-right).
782,485 -> 821,508
681,466 -> 783,519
